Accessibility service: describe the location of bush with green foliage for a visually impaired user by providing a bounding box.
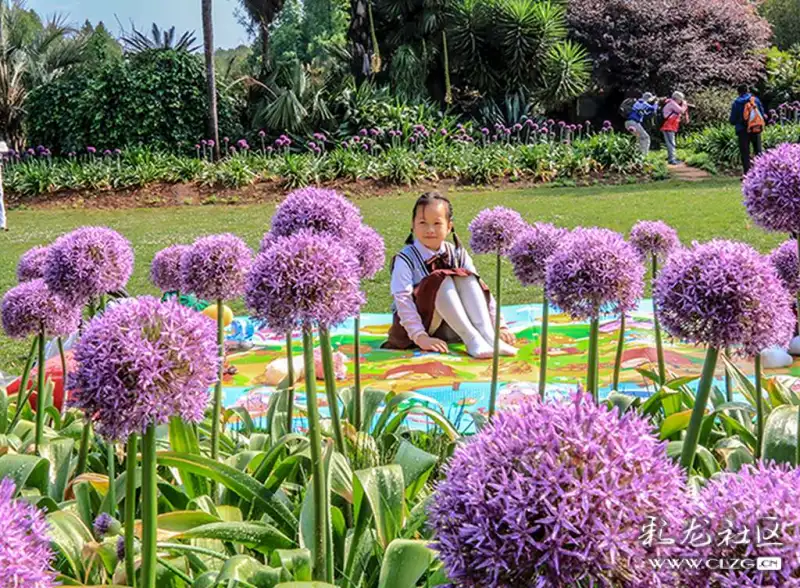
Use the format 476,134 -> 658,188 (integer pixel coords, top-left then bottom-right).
684,121 -> 800,169
761,46 -> 800,106
25,49 -> 243,153
760,0 -> 800,50
682,87 -> 739,132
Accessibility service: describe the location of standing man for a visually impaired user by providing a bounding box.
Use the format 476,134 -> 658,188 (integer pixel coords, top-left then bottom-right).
0,141 -> 8,231
729,84 -> 765,175
661,91 -> 689,165
624,92 -> 659,157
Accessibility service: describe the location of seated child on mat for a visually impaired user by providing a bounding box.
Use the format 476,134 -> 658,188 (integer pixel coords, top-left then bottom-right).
383,192 -> 517,359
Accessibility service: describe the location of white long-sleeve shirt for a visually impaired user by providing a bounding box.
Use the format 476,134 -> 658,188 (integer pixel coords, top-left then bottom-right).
390,239 -> 501,344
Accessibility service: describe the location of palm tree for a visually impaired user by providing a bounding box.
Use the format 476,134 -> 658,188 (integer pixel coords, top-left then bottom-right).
0,11 -> 85,148
122,24 -> 199,53
240,0 -> 286,77
202,0 -> 220,159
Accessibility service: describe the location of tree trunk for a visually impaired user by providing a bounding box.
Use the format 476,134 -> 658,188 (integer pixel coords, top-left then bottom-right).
260,22 -> 271,78
348,0 -> 370,84
202,0 -> 220,159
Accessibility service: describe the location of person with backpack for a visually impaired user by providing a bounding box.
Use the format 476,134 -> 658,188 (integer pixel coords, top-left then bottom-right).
729,84 -> 765,175
622,92 -> 659,157
660,91 -> 689,165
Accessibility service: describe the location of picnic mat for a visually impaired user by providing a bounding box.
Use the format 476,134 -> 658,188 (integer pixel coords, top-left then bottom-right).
221,302 -> 800,433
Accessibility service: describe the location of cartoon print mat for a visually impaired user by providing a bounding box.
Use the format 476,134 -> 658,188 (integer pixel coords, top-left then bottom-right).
221,302 -> 799,432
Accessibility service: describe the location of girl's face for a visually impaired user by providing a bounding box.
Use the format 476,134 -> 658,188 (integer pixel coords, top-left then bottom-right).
413,201 -> 452,251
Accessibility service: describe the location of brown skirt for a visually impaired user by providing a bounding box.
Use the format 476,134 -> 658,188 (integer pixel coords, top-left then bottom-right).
383,268 -> 492,349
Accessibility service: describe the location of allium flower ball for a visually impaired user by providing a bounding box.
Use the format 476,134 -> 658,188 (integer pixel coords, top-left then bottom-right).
742,143 -> 800,233
180,234 -> 252,301
678,463 -> 800,588
508,223 -> 567,286
546,227 -> 644,319
16,246 -> 49,282
2,279 -> 80,339
0,477 -> 56,587
654,240 -> 794,356
629,220 -> 680,261
468,207 -> 527,255
352,224 -> 385,280
150,245 -> 189,292
429,393 -> 687,588
93,513 -> 120,538
270,187 -> 362,242
246,231 -> 365,333
69,296 -> 218,441
44,226 -> 134,305
770,239 -> 800,294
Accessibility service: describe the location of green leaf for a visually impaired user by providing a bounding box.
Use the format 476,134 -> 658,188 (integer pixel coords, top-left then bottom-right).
382,406 -> 459,441
392,441 -> 436,500
214,554 -> 287,586
270,549 -> 312,582
354,465 -> 406,549
176,522 -> 295,554
659,410 -> 693,439
372,392 -> 446,436
0,387 -> 8,434
168,417 -> 209,499
42,437 -> 75,502
155,510 -> 221,535
377,539 -> 435,588
156,451 -> 297,536
47,510 -> 94,578
0,453 -> 50,496
605,391 -> 639,415
763,405 -> 799,465
225,406 -> 255,436
275,583 -> 337,588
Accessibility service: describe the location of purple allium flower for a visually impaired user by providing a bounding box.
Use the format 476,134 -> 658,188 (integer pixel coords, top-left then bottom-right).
546,227 -> 644,319
655,240 -> 794,356
480,127 -> 489,135
313,132 -> 326,141
150,245 -> 189,293
267,146 -> 274,154
93,512 -> 120,538
468,207 -> 527,255
428,392 -> 688,588
742,143 -> 800,233
69,296 -> 218,441
270,187 -> 362,242
180,234 -> 252,301
0,478 -> 56,587
603,120 -> 612,127
352,224 -> 385,280
508,223 -> 567,287
246,231 -> 365,332
16,246 -> 49,283
769,239 -> 800,294
2,279 -> 80,339
201,140 -> 208,146
44,227 -> 134,305
308,141 -> 317,149
352,136 -> 360,143
116,536 -> 125,560
207,140 -> 215,148
677,462 -> 800,588
103,149 -> 112,157
359,129 -> 368,137
195,144 -> 200,150
629,220 -> 680,261
25,148 -> 34,156
258,130 -> 266,138
408,136 -> 415,143
512,123 -> 522,132
440,128 -> 448,136
87,146 -> 96,154
113,148 -> 122,155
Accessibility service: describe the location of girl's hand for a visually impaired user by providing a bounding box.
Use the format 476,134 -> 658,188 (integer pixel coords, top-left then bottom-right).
416,334 -> 449,354
499,327 -> 516,345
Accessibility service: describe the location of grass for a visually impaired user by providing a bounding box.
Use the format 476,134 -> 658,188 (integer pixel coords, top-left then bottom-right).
0,177 -> 782,372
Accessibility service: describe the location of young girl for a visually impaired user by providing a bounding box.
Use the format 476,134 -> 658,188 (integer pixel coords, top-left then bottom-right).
383,192 -> 517,358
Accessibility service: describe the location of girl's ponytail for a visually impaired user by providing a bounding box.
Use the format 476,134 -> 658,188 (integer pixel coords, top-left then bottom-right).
404,231 -> 414,245
451,227 -> 462,251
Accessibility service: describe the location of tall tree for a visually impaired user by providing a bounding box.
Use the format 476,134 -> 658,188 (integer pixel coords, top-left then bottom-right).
202,0 -> 220,158
240,0 -> 287,77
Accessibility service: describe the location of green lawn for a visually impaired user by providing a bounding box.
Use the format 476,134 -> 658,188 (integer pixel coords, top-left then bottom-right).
0,178 -> 782,372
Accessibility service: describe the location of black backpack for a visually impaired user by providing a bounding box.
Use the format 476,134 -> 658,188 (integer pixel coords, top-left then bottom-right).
619,98 -> 637,118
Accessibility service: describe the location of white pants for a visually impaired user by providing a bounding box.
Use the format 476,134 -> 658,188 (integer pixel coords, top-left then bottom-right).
0,164 -> 6,230
625,120 -> 651,157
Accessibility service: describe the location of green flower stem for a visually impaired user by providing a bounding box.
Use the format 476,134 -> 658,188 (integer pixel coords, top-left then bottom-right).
755,354 -> 763,460
319,328 -> 346,456
538,296 -> 549,400
140,424 -> 158,588
353,314 -> 363,430
723,347 -> 733,403
285,331 -> 295,434
125,434 -> 137,587
488,252 -> 502,419
613,314 -> 626,391
35,328 -> 45,453
211,299 -> 224,460
8,337 -> 38,432
303,327 -> 329,581
680,346 -> 720,471
76,422 -> 91,476
106,442 -> 116,516
587,317 -> 600,402
652,255 -> 666,385
57,337 -> 68,418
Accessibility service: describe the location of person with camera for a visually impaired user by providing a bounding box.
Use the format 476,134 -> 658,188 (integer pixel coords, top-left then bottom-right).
660,91 -> 690,165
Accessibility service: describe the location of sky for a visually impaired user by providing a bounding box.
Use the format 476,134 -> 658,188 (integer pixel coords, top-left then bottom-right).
28,0 -> 252,49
